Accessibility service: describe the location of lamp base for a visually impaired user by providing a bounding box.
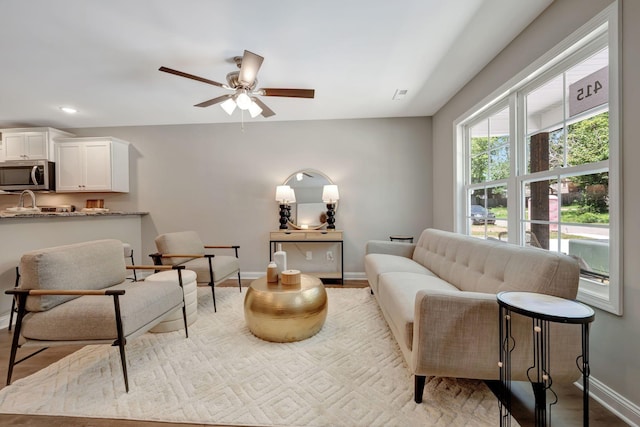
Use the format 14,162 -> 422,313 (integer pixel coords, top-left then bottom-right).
279,204 -> 289,229
325,203 -> 336,230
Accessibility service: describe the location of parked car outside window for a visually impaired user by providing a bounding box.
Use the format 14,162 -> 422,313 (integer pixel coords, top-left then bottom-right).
470,204 -> 496,225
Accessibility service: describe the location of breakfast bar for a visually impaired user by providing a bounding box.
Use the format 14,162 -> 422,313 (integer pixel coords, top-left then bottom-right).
0,211 -> 148,325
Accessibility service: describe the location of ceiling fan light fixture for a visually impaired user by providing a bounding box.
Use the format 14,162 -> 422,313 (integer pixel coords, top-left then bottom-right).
220,98 -> 237,115
248,100 -> 263,118
236,91 -> 252,110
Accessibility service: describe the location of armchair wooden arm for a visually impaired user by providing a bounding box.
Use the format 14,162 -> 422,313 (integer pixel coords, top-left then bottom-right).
6,288 -> 126,296
204,245 -> 240,258
126,264 -> 186,281
126,264 -> 186,271
154,253 -> 206,259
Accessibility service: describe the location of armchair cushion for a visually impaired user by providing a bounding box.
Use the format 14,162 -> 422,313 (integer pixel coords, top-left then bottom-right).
20,239 -> 126,312
155,230 -> 205,265
155,231 -> 240,285
21,280 -> 183,341
181,256 -> 240,285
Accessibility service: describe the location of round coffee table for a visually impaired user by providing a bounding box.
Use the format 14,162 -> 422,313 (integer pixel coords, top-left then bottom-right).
244,274 -> 328,342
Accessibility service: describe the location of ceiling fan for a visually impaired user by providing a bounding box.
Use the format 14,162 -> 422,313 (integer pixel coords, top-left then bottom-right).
159,50 -> 315,118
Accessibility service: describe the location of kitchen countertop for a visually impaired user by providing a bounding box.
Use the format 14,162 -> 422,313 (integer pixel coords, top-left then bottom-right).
0,211 -> 148,219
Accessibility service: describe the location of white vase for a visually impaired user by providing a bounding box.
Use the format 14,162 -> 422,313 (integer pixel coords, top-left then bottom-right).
273,243 -> 287,276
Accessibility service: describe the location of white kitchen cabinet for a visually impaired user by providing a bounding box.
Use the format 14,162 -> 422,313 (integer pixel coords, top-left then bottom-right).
55,137 -> 130,192
0,127 -> 74,162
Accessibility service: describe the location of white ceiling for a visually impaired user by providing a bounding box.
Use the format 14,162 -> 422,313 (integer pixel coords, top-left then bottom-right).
0,0 -> 553,129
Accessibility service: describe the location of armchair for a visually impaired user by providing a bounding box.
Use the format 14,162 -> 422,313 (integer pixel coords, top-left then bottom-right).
5,239 -> 189,392
151,231 -> 241,312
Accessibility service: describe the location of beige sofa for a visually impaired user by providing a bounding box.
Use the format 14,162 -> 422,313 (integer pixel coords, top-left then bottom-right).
365,228 -> 583,403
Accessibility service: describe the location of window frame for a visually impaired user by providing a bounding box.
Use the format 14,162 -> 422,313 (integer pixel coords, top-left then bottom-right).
454,3 -> 621,314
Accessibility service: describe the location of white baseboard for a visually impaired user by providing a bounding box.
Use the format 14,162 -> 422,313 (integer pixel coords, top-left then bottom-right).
575,376 -> 640,426
345,271 -> 367,280
0,313 -> 11,331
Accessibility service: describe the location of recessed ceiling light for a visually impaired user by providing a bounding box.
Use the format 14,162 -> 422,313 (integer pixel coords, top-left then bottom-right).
59,106 -> 77,114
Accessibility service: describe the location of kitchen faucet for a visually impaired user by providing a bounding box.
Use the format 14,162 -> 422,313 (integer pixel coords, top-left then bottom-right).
18,189 -> 37,209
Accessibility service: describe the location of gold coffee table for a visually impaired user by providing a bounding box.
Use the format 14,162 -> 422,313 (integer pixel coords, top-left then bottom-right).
244,274 -> 328,342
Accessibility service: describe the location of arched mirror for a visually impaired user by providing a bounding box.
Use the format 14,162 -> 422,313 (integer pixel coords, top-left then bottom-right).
283,169 -> 335,230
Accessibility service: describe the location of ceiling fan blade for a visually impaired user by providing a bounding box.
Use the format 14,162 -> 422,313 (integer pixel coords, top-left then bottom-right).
159,66 -> 226,88
253,97 -> 276,118
194,94 -> 232,108
238,50 -> 264,87
261,88 -> 315,98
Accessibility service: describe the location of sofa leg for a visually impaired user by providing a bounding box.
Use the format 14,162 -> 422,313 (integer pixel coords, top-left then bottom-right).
415,375 -> 426,403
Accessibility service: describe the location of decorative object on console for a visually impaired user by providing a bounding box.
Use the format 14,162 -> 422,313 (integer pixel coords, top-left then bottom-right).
281,269 -> 301,285
266,262 -> 278,282
322,184 -> 340,230
275,185 -> 296,229
273,243 -> 287,276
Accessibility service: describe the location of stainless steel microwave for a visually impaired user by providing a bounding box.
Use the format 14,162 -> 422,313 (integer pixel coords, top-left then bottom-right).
0,160 -> 55,191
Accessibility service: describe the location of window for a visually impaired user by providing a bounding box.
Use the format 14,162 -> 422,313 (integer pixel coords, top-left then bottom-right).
456,4 -> 621,314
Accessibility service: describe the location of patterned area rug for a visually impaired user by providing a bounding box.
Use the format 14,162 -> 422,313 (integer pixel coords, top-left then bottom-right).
0,287 -> 507,426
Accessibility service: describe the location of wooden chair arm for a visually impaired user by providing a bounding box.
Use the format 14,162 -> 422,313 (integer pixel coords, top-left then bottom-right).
204,245 -> 240,249
126,265 -> 185,271
156,253 -> 205,259
6,288 -> 126,296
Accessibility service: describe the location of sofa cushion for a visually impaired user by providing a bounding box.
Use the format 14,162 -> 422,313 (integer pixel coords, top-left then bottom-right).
377,272 -> 459,352
21,280 -> 184,341
412,228 -> 579,299
20,239 -> 127,312
365,253 -> 434,293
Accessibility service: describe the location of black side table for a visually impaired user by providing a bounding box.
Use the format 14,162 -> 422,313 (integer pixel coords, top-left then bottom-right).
497,291 -> 595,427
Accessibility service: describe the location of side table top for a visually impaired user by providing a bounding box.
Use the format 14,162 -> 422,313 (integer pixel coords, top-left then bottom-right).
250,274 -> 323,294
497,291 -> 595,324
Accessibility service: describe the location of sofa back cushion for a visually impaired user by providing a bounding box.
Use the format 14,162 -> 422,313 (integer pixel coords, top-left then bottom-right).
412,229 -> 579,299
20,239 -> 127,312
155,231 -> 205,266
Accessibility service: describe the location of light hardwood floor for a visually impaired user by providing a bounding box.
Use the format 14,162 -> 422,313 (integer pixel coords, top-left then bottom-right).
0,280 -> 626,426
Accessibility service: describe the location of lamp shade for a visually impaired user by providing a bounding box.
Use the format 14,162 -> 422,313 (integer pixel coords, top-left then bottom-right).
275,185 -> 292,203
322,185 -> 340,203
248,99 -> 263,118
220,98 -> 237,115
287,187 -> 296,203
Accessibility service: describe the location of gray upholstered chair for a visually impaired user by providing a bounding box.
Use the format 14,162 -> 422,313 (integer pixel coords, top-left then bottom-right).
5,239 -> 189,392
152,231 -> 241,312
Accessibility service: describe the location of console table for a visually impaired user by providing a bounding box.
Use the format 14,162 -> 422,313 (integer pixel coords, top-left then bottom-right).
269,230 -> 343,284
497,291 -> 595,427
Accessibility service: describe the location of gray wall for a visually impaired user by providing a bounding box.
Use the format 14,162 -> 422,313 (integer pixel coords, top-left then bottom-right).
48,117 -> 433,276
432,0 -> 639,419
